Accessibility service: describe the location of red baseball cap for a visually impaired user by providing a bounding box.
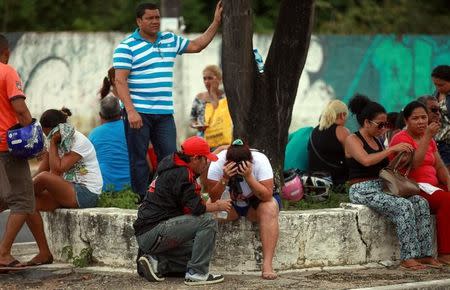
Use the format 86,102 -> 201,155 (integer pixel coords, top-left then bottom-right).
181,136 -> 218,161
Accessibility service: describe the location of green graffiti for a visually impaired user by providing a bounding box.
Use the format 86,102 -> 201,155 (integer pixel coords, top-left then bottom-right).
371,36 -> 413,111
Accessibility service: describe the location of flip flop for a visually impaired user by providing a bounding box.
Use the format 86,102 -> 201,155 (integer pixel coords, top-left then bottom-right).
25,256 -> 54,266
416,258 -> 444,269
399,264 -> 428,271
0,259 -> 29,271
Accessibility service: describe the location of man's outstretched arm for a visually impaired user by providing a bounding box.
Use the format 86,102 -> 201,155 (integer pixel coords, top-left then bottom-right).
185,1 -> 222,53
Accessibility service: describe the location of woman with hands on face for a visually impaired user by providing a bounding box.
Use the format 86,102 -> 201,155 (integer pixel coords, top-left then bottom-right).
346,95 -> 439,271
21,107 -> 102,267
390,100 -> 450,265
206,139 -> 280,280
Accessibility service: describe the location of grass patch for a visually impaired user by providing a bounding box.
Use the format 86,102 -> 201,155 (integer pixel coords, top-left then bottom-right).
282,185 -> 350,210
98,187 -> 139,210
96,186 -> 350,211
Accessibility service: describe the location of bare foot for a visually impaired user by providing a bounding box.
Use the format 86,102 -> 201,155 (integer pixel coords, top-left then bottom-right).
262,264 -> 277,280
262,271 -> 278,280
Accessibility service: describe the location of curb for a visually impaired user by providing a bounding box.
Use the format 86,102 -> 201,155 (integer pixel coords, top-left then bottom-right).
352,279 -> 450,290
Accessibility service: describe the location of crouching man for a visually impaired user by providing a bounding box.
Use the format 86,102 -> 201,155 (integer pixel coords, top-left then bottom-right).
133,136 -> 231,286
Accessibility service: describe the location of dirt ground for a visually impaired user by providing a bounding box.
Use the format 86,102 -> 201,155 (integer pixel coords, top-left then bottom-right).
1,265 -> 450,290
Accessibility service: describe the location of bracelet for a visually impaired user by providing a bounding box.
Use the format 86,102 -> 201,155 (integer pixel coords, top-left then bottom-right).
220,178 -> 228,186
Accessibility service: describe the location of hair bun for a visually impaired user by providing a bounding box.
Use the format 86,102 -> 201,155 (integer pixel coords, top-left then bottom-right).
60,107 -> 72,117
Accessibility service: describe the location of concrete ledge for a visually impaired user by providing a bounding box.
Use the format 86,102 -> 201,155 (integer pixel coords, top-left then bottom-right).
42,204 -> 435,272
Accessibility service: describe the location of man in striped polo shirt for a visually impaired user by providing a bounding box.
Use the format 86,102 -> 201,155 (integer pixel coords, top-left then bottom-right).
113,2 -> 223,200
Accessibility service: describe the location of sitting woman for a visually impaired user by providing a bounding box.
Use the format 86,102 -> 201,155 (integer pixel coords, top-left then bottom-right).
206,139 -> 280,280
390,100 -> 450,265
308,99 -> 350,186
24,108 -> 103,266
345,94 -> 441,270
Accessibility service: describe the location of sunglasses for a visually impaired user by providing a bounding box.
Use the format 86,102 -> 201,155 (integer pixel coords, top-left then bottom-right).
369,120 -> 390,129
429,107 -> 440,113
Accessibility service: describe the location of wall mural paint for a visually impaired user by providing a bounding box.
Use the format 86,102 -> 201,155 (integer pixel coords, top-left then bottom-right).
5,33 -> 450,137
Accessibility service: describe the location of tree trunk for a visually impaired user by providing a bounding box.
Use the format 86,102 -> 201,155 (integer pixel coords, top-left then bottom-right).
222,0 -> 315,187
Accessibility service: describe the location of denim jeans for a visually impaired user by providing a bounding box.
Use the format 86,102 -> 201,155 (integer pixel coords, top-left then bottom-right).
136,213 -> 218,275
122,111 -> 177,199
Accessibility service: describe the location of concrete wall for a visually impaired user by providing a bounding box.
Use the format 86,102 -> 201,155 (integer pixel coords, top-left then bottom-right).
5,33 -> 450,139
42,204 -> 435,272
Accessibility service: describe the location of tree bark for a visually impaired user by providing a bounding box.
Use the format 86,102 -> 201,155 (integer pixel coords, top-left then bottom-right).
222,0 -> 315,187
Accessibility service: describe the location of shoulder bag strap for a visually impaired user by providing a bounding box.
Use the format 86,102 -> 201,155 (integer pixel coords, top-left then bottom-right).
309,134 -> 343,169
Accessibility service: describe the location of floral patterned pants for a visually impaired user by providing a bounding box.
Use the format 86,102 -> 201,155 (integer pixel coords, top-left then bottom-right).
349,179 -> 433,260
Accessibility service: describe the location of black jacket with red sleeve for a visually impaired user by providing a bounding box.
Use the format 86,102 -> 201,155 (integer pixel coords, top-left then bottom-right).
133,153 -> 206,236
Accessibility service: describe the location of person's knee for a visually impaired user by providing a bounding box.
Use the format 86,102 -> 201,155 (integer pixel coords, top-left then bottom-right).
395,200 -> 415,220
199,213 -> 218,232
33,171 -> 51,185
257,200 -> 279,220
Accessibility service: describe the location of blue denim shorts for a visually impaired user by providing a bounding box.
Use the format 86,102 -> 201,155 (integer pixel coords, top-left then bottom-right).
437,141 -> 450,165
74,183 -> 99,208
233,193 -> 282,217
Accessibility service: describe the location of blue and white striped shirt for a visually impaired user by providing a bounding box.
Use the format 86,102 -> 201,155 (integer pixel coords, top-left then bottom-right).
113,29 -> 189,114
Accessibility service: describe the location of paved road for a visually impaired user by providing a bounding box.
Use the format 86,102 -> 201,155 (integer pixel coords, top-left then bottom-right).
2,263 -> 450,290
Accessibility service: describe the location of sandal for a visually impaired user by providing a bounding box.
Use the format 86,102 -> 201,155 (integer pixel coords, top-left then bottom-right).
399,262 -> 428,271
25,256 -> 54,266
416,257 -> 443,269
0,259 -> 29,272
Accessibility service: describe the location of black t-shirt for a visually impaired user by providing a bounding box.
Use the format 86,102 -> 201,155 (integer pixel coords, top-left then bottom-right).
308,124 -> 348,185
347,131 -> 389,179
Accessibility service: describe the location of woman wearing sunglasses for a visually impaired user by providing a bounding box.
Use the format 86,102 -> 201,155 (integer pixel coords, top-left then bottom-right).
390,100 -> 450,266
345,94 -> 440,270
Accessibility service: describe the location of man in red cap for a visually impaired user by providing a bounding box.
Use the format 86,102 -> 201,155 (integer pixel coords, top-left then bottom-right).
133,136 -> 231,286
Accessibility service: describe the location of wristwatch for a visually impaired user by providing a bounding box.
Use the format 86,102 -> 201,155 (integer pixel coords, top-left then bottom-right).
220,178 -> 228,186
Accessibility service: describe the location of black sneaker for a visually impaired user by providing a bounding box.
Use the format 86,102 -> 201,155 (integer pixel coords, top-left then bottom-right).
138,255 -> 165,282
184,271 -> 224,286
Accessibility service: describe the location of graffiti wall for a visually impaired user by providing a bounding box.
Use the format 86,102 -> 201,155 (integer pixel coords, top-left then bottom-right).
5,33 -> 450,138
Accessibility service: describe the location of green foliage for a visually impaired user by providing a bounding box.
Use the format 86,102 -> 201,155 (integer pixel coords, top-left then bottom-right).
1,0 -> 449,33
97,187 -> 139,210
315,0 -> 450,34
61,245 -> 93,268
282,186 -> 350,210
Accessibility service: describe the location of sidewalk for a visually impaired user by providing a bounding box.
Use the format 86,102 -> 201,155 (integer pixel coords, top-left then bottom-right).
2,243 -> 450,289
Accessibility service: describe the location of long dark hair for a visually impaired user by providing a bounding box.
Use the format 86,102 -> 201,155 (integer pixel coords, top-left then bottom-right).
40,107 -> 72,129
99,67 -> 115,98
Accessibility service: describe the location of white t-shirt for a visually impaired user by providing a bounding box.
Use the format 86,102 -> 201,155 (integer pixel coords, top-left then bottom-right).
61,131 -> 103,195
207,150 -> 273,207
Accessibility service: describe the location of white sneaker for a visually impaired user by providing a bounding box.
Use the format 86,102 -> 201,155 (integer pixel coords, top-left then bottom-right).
138,255 -> 165,282
184,270 -> 224,286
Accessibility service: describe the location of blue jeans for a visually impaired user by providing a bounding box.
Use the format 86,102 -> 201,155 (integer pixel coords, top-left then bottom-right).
136,214 -> 218,275
122,111 -> 177,199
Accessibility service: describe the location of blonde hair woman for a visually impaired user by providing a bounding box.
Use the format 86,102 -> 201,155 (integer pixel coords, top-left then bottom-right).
190,65 -> 232,149
308,100 -> 350,185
